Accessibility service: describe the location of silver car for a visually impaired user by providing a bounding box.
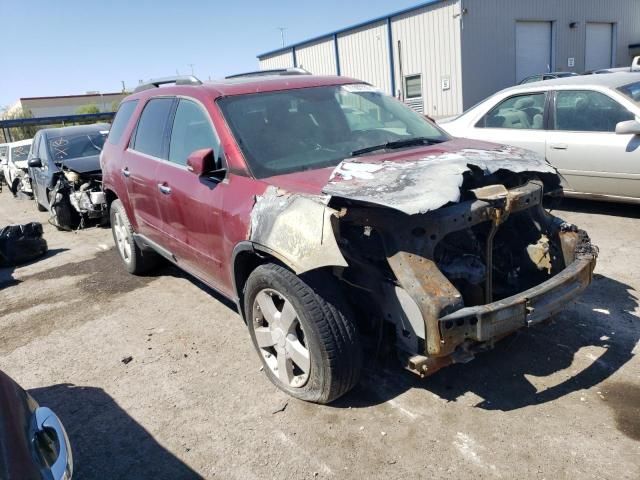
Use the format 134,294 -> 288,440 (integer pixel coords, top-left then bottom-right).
441,73 -> 640,204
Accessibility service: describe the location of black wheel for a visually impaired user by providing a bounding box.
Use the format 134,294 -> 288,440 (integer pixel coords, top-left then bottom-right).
48,190 -> 78,230
33,188 -> 47,212
110,199 -> 159,274
244,263 -> 362,404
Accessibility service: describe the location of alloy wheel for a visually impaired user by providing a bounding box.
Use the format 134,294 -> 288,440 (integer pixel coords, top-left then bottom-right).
252,289 -> 311,388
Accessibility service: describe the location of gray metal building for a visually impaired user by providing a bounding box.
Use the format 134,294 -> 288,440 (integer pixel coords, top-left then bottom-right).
257,0 -> 640,116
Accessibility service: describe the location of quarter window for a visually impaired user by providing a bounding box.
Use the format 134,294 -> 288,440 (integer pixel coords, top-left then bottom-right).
477,93 -> 546,129
554,90 -> 634,132
131,98 -> 174,158
405,75 -> 422,99
168,99 -> 219,166
108,100 -> 139,145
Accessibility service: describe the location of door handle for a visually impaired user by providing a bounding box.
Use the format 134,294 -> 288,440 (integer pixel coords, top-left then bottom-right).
550,143 -> 568,150
121,167 -> 130,177
158,183 -> 172,195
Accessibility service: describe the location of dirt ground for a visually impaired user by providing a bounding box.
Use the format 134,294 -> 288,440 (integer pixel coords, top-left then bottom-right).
0,188 -> 638,480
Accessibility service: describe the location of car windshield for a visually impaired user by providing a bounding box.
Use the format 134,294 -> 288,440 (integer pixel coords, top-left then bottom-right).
48,131 -> 108,162
218,84 -> 449,178
11,145 -> 30,162
618,81 -> 640,106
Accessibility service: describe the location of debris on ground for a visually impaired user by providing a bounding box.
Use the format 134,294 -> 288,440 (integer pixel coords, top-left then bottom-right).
121,355 -> 133,365
0,222 -> 47,266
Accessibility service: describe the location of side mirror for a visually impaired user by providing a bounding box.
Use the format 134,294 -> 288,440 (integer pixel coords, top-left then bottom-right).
615,120 -> 640,135
28,157 -> 42,168
186,148 -> 215,176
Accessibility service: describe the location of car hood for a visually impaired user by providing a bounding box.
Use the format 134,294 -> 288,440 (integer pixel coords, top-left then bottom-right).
262,138 -> 557,215
57,154 -> 101,174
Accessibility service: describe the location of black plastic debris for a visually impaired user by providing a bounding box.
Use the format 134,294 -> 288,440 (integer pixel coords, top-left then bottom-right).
0,222 -> 48,266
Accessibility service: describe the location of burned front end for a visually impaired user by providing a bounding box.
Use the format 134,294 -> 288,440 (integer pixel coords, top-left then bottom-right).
326,147 -> 597,376
50,167 -> 107,229
251,146 -> 598,377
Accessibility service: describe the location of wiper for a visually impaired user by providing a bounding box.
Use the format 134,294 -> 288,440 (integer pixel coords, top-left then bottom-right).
351,137 -> 444,157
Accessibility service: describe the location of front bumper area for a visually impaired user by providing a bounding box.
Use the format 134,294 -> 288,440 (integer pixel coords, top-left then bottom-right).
438,245 -> 597,345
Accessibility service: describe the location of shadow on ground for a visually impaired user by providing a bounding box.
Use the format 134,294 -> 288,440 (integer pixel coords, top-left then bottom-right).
30,384 -> 203,480
553,197 -> 640,219
334,274 -> 638,413
0,248 -> 67,289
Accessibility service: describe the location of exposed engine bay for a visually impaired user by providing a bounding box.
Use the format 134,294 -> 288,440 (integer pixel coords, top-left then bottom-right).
49,167 -> 107,230
332,169 -> 597,375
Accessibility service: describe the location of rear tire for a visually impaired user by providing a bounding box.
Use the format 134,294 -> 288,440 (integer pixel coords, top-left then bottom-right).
110,199 -> 159,274
244,263 -> 362,404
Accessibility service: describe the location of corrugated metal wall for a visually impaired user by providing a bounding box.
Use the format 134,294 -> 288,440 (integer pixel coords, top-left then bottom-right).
461,0 -> 640,109
259,50 -> 294,69
391,0 -> 462,117
296,38 -> 338,75
337,21 -> 392,94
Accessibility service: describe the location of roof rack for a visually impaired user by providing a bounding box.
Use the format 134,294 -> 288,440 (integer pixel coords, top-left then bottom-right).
134,75 -> 202,93
225,67 -> 311,80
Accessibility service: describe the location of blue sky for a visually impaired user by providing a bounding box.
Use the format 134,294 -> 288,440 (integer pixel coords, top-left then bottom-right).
1,0 -> 421,107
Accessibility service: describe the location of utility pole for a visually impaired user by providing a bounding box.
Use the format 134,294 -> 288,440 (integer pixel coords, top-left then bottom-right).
188,63 -> 195,75
278,27 -> 287,47
120,80 -> 126,93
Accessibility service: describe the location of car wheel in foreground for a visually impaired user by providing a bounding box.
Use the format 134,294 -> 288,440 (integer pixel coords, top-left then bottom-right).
244,263 -> 362,404
110,199 -> 158,274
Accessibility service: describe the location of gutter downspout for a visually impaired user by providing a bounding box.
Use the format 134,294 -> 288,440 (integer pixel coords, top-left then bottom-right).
334,34 -> 341,75
386,17 -> 396,96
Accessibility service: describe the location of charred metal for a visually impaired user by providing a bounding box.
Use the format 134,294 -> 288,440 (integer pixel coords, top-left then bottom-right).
249,154 -> 598,378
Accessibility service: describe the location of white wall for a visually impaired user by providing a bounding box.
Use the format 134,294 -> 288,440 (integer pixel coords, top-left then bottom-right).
296,38 -> 338,75
391,0 -> 463,117
259,50 -> 294,69
337,21 -> 392,94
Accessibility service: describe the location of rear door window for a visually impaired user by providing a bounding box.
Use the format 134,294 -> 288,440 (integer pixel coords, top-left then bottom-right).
554,90 -> 634,132
168,99 -> 219,166
108,100 -> 139,145
477,93 -> 546,129
131,98 -> 174,158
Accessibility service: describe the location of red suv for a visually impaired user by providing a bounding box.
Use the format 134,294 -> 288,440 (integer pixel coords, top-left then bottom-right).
101,72 -> 597,403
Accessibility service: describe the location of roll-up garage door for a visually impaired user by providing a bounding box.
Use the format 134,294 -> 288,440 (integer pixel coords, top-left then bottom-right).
516,21 -> 552,83
585,23 -> 613,71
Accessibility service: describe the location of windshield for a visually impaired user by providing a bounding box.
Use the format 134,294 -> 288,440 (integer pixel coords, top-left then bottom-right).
218,84 -> 449,178
618,81 -> 640,107
11,145 -> 31,162
48,131 -> 107,162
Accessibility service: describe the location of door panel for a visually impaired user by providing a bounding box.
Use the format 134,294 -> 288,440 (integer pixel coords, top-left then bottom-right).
516,22 -> 551,83
157,98 -> 227,287
124,97 -> 175,244
155,163 -> 227,287
545,131 -> 640,198
547,90 -> 639,198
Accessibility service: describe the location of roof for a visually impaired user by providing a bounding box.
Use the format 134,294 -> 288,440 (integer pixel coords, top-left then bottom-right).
20,92 -> 125,101
504,72 -> 640,93
38,123 -> 111,138
257,0 -> 445,58
128,75 -> 363,100
8,139 -> 33,147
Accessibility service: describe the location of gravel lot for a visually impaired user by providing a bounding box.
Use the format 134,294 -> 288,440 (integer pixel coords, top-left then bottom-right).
0,188 -> 638,480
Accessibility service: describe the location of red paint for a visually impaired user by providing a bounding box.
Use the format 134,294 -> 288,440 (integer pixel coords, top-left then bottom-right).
101,75 -> 506,298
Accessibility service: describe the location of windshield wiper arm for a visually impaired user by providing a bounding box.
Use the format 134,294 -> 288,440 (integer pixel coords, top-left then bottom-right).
351,137 -> 444,157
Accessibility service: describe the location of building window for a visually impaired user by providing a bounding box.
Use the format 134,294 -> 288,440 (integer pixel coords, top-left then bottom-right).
405,75 -> 422,99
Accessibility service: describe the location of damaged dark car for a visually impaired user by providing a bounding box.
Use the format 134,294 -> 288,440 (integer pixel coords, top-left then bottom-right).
102,74 -> 597,404
28,124 -> 109,230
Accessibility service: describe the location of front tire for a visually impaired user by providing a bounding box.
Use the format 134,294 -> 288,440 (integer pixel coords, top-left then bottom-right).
110,199 -> 159,274
244,263 -> 362,404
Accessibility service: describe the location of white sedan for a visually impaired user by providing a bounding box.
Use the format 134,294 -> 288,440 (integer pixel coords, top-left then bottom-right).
440,73 -> 640,204
2,139 -> 33,197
